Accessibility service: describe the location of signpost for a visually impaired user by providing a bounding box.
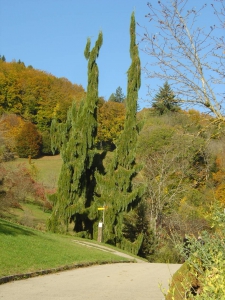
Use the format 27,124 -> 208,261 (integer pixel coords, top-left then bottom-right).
97,206 -> 106,243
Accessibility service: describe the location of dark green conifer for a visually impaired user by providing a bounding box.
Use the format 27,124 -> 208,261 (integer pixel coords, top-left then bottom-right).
48,32 -> 103,235
95,12 -> 145,254
152,81 -> 180,115
109,86 -> 125,103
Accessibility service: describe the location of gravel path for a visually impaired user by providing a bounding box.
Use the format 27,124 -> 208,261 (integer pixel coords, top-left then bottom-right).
0,241 -> 181,299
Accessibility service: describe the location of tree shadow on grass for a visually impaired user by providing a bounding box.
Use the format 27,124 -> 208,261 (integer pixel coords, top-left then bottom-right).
0,220 -> 36,236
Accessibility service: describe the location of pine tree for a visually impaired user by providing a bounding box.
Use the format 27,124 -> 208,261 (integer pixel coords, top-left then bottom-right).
48,32 -> 103,235
109,86 -> 125,103
94,12 -> 145,254
152,81 -> 179,115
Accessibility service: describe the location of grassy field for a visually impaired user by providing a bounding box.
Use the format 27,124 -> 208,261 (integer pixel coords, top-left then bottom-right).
3,202 -> 51,230
3,155 -> 62,189
0,218 -> 132,278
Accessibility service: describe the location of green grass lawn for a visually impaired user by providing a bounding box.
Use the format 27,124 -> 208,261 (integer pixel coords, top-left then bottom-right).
0,218 -> 131,278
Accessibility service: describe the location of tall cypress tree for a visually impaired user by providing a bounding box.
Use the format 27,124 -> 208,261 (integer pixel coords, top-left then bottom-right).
48,32 -> 103,235
95,12 -> 145,254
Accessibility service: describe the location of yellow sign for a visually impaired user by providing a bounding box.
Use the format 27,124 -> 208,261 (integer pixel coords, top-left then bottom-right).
98,207 -> 105,211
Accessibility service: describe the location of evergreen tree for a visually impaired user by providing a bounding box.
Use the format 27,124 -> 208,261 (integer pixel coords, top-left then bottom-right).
95,12 -> 145,254
109,86 -> 125,103
152,81 -> 180,115
48,32 -> 103,235
41,131 -> 52,155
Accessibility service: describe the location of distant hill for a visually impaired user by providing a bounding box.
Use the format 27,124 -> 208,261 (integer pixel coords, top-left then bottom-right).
0,59 -> 86,131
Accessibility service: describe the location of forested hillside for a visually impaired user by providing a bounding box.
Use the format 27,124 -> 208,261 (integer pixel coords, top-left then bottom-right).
0,59 -> 125,159
136,107 -> 225,261
0,59 -> 86,129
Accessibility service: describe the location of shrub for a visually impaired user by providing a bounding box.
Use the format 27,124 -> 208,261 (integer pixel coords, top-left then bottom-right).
16,122 -> 42,158
166,206 -> 225,299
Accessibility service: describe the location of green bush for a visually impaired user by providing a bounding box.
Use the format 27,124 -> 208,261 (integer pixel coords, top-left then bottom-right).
41,131 -> 52,155
150,242 -> 180,263
166,206 -> 225,299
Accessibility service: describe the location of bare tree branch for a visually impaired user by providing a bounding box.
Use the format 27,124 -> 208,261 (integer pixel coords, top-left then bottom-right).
139,0 -> 225,120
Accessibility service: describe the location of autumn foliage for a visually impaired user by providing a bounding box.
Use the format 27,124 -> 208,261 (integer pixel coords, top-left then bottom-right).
0,60 -> 86,131
16,122 -> 42,158
0,163 -> 53,217
97,101 -> 125,149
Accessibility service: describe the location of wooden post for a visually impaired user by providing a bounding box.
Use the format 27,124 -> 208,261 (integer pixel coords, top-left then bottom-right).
97,222 -> 103,243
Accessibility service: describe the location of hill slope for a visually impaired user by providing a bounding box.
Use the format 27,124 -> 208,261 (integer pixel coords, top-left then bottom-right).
0,218 -> 143,280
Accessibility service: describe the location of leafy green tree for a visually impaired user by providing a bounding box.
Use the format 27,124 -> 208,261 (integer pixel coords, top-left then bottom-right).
95,12 -> 145,254
109,86 -> 126,103
152,81 -> 180,115
48,32 -> 103,235
16,122 -> 42,158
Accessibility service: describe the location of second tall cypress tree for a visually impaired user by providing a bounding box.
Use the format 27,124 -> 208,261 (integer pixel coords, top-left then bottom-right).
94,12 -> 145,254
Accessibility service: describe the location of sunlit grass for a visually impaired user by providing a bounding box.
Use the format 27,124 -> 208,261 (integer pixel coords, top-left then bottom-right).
5,203 -> 51,230
0,218 -> 130,277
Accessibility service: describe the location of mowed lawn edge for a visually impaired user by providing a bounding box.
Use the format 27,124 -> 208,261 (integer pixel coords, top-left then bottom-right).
0,218 -> 133,280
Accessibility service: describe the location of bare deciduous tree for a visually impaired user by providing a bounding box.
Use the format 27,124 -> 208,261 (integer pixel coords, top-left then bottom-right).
139,0 -> 225,120
143,146 -> 187,233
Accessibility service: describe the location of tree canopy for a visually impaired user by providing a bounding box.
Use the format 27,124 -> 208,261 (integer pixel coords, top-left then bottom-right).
97,100 -> 125,150
15,122 -> 42,158
0,60 -> 86,131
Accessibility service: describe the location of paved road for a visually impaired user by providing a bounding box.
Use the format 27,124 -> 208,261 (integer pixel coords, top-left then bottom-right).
0,263 -> 181,300
0,241 -> 181,299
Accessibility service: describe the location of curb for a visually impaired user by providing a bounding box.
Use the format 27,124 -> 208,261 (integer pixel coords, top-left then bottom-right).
0,260 -> 135,285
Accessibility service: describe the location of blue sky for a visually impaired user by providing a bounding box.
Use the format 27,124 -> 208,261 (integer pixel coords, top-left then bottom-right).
0,0 -> 220,112
0,0 -> 151,109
